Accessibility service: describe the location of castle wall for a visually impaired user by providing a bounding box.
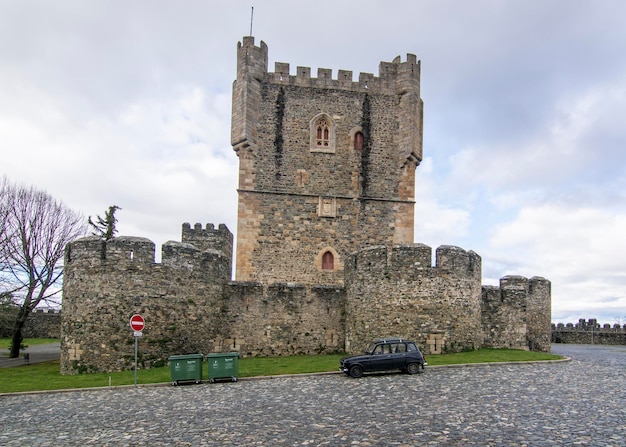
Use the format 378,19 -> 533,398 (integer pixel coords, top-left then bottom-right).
60,234 -> 231,374
344,244 -> 484,354
60,233 -> 551,373
218,283 -> 345,357
60,225 -> 345,373
0,309 -> 61,339
481,276 -> 552,352
552,319 -> 626,345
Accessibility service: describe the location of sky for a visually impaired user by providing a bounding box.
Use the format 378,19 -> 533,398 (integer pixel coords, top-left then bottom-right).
1,0 -> 625,325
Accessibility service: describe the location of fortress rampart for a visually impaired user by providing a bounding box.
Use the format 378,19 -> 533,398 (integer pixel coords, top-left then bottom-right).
60,227 -> 551,373
482,276 -> 552,352
1,309 -> 61,339
552,319 -> 626,345
344,244 -> 483,354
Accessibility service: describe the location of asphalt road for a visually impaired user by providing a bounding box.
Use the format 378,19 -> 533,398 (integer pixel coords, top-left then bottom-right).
0,342 -> 60,368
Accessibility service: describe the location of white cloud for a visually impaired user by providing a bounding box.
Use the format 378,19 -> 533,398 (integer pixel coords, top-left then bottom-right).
414,157 -> 471,249
2,0 -> 626,323
486,205 -> 626,324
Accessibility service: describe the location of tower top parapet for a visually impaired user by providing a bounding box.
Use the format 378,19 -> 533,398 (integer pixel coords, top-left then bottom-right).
236,36 -> 420,96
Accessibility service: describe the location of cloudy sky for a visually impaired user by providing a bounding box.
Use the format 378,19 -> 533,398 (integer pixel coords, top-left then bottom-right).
1,0 -> 625,324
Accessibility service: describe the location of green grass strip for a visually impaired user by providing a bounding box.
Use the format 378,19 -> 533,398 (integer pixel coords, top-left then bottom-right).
0,349 -> 563,394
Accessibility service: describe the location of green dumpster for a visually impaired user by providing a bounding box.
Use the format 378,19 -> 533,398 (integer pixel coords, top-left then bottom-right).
207,352 -> 239,382
169,354 -> 204,385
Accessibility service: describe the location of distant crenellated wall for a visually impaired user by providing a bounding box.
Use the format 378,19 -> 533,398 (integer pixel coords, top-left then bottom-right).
552,319 -> 626,345
1,309 -> 61,339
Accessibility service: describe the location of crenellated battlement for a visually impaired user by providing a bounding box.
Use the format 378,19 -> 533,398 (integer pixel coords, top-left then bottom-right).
65,223 -> 232,273
481,276 -> 552,351
236,36 -> 420,96
181,222 -> 233,269
552,319 -> 626,345
65,236 -> 156,265
347,243 -> 481,280
268,54 -> 419,95
553,318 -> 626,332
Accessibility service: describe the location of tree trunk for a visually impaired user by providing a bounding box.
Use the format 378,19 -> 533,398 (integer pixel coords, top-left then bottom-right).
9,308 -> 27,358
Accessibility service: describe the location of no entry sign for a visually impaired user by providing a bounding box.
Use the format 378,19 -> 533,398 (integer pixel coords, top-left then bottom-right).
130,314 -> 145,332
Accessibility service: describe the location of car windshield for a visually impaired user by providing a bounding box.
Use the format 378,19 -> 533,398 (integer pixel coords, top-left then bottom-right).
364,343 -> 377,354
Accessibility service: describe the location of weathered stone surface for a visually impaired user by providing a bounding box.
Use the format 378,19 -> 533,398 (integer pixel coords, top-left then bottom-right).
552,318 -> 626,344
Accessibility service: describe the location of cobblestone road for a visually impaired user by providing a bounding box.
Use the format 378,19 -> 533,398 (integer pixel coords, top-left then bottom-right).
1,344 -> 625,446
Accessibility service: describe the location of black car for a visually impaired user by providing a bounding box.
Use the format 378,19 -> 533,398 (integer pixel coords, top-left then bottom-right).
340,338 -> 427,378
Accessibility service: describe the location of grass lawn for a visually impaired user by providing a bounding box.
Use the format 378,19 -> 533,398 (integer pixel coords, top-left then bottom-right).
0,348 -> 563,394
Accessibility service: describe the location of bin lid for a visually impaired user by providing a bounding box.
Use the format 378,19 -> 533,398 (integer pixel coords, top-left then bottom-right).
168,354 -> 204,360
206,352 -> 239,358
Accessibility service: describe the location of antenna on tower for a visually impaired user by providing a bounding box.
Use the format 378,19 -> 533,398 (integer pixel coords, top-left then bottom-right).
249,6 -> 254,36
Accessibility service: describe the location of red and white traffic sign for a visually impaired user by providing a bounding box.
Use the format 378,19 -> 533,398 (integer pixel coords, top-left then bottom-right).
130,314 -> 145,332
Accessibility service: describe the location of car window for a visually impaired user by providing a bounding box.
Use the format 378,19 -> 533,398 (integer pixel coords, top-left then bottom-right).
395,343 -> 406,353
407,343 -> 417,352
373,345 -> 383,355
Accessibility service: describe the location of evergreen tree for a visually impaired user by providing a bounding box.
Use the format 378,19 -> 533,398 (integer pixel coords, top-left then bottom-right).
88,205 -> 121,240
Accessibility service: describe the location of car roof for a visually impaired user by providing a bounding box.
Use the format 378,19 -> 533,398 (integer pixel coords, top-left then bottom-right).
372,338 -> 413,344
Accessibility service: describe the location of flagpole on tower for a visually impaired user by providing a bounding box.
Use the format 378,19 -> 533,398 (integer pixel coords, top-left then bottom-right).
250,6 -> 254,36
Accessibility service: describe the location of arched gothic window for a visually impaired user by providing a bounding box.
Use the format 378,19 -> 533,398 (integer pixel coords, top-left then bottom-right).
315,117 -> 330,147
322,251 -> 334,270
310,114 -> 335,153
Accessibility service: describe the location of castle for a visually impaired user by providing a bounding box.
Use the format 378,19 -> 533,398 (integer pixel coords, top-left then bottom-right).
60,37 -> 551,374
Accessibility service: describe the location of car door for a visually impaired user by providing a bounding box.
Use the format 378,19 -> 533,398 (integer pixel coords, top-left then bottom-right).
367,343 -> 394,371
390,342 -> 408,369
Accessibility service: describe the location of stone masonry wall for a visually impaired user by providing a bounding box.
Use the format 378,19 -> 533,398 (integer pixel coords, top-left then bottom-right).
61,231 -> 551,373
482,276 -> 552,351
552,319 -> 626,345
0,310 -> 61,339
344,244 -> 484,355
61,235 -> 231,374
232,37 -> 422,284
60,227 -> 346,374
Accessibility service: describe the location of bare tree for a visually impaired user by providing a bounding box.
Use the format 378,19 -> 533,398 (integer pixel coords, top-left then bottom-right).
88,205 -> 121,240
0,177 -> 86,357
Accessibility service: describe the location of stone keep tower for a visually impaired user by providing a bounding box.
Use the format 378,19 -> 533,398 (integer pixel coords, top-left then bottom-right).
232,37 -> 423,285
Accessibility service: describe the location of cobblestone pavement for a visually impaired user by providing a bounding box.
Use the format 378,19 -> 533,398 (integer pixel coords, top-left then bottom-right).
1,344 -> 624,446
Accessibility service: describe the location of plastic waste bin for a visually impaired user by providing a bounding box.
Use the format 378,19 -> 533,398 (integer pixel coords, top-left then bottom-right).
207,352 -> 239,382
169,354 -> 204,385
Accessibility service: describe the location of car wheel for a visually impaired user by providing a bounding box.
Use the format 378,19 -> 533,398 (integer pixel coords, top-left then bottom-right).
349,364 -> 364,378
406,362 -> 420,375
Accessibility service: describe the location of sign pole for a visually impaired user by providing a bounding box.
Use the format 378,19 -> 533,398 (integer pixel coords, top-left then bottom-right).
134,335 -> 138,387
129,314 -> 145,388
